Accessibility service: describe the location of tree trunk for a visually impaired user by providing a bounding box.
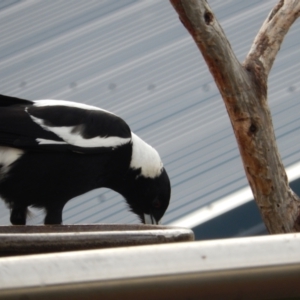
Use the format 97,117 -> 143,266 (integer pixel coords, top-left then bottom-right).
169,0 -> 300,233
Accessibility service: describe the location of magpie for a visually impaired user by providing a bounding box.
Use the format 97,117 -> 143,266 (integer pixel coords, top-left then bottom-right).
0,94 -> 171,225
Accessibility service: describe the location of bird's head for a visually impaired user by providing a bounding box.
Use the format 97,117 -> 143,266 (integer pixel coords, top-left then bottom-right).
125,167 -> 171,225
120,133 -> 171,224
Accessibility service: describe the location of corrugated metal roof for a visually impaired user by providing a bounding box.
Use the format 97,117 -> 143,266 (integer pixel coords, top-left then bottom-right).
0,0 -> 299,226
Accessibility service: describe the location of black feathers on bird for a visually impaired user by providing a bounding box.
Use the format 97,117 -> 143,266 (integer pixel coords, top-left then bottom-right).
0,94 -> 171,225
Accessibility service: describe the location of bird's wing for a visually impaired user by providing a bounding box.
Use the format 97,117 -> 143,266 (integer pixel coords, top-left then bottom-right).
0,95 -> 132,153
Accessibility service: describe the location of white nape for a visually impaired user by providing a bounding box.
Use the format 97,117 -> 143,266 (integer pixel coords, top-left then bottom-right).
130,133 -> 163,178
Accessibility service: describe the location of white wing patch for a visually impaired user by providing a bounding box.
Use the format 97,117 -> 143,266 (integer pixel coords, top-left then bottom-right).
29,114 -> 130,148
0,146 -> 24,167
0,146 -> 24,178
36,138 -> 68,145
130,133 -> 163,178
33,99 -> 114,114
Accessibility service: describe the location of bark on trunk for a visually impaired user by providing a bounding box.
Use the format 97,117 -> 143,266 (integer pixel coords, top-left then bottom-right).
169,0 -> 300,233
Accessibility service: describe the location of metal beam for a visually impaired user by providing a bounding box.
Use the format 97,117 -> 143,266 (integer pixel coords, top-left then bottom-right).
0,224 -> 194,256
1,233 -> 300,299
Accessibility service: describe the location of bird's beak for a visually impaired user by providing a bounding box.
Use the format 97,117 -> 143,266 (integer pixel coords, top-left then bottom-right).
143,213 -> 161,225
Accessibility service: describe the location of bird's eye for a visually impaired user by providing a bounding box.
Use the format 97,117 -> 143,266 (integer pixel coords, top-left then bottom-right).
152,198 -> 161,209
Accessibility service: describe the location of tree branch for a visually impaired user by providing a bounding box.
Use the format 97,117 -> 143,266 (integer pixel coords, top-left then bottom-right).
245,0 -> 300,77
170,0 -> 247,97
170,0 -> 300,233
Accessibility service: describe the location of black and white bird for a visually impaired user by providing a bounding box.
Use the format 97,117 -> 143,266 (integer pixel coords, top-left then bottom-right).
0,94 -> 171,225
